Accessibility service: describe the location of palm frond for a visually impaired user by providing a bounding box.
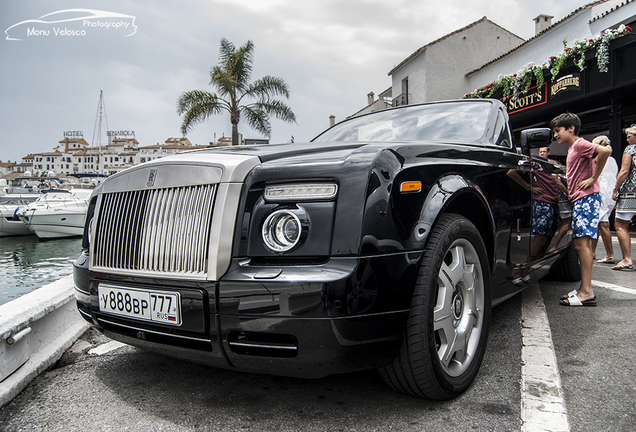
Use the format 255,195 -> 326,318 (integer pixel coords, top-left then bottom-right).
217,38 -> 236,68
210,66 -> 236,98
253,99 -> 297,124
246,76 -> 291,100
213,39 -> 254,95
176,90 -> 226,134
232,40 -> 254,91
242,106 -> 272,137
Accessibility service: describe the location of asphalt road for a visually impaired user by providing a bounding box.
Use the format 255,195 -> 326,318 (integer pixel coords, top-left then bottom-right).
0,241 -> 634,432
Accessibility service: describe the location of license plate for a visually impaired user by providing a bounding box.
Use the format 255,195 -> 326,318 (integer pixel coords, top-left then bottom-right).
98,284 -> 182,326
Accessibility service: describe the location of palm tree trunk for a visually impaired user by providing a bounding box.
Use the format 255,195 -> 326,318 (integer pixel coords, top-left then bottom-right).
232,123 -> 239,146
231,108 -> 240,145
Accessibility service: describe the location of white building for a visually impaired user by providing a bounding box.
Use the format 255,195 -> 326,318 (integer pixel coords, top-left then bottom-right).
467,0 -> 636,93
358,0 -> 636,160
21,135 -> 209,178
0,161 -> 15,177
347,90 -> 393,120
137,137 -> 209,165
463,0 -> 636,161
387,17 -> 525,106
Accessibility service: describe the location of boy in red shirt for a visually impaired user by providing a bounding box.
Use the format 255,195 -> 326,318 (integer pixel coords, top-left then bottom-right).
550,113 -> 611,306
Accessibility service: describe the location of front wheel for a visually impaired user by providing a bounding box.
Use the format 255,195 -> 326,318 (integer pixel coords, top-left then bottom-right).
379,213 -> 491,399
546,243 -> 581,281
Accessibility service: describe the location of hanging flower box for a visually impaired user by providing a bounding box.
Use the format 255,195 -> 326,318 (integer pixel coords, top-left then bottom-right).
464,25 -> 632,101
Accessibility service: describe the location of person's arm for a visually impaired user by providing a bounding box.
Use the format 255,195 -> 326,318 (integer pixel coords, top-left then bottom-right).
612,151 -> 633,200
556,176 -> 568,193
506,169 -> 544,194
578,145 -> 611,190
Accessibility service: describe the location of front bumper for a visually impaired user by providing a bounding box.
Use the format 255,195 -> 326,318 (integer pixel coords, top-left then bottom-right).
73,251 -> 418,378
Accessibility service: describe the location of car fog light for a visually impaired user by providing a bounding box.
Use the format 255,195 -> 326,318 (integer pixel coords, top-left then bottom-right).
262,210 -> 303,252
264,183 -> 337,201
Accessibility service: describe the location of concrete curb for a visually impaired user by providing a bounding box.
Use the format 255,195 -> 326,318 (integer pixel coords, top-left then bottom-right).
0,275 -> 89,407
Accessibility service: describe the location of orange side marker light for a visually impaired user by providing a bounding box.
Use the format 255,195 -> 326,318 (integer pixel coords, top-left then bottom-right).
400,181 -> 422,193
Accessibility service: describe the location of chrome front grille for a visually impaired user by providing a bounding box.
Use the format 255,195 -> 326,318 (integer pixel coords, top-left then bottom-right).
92,184 -> 217,277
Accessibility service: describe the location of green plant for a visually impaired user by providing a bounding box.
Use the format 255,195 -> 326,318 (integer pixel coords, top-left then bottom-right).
464,25 -> 631,100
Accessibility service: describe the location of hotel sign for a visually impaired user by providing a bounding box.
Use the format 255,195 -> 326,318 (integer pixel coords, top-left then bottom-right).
501,82 -> 548,114
63,131 -> 83,138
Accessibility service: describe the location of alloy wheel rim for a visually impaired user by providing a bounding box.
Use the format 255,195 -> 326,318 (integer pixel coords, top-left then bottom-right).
433,238 -> 485,377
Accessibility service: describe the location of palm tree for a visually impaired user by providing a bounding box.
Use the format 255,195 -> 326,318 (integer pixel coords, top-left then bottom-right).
177,39 -> 296,145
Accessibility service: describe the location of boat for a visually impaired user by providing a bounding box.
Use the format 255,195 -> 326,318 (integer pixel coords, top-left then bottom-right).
1,173 -> 66,194
0,178 -> 40,236
0,194 -> 39,236
16,189 -> 93,239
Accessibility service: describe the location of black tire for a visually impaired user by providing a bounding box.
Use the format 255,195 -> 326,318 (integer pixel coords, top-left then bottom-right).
378,213 -> 491,399
546,243 -> 581,281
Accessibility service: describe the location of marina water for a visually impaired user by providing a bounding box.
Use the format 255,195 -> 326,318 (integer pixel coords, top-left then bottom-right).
0,236 -> 81,306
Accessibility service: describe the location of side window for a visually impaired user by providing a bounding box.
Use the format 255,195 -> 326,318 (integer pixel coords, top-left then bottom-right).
493,110 -> 512,148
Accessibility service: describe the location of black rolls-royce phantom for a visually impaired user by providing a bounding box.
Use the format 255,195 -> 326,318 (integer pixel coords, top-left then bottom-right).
73,99 -> 578,399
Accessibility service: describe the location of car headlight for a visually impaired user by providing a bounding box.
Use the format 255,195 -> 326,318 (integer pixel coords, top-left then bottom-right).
82,197 -> 97,250
87,216 -> 94,247
262,209 -> 307,253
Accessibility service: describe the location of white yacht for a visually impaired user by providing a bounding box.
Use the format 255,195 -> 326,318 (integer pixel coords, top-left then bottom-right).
0,194 -> 38,236
17,189 -> 93,239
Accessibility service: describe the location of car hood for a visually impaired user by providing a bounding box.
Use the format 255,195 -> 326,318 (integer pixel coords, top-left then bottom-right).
183,141 -> 382,163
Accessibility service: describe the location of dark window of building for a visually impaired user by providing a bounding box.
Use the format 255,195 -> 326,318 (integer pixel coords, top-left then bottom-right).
402,77 -> 409,105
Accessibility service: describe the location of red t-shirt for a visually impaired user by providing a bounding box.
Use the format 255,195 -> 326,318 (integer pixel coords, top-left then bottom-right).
533,171 -> 559,204
566,137 -> 599,203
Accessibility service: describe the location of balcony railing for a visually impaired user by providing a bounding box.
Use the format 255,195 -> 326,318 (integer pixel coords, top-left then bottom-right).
392,93 -> 409,107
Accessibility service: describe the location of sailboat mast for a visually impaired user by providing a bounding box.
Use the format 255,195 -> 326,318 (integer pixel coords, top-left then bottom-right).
91,90 -> 108,175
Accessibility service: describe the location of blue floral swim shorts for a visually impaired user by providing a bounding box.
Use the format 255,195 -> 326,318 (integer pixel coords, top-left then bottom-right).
532,199 -> 558,237
572,193 -> 601,239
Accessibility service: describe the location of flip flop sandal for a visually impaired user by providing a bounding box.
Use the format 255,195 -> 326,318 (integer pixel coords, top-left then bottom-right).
611,262 -> 634,271
560,289 -> 577,300
559,294 -> 597,307
597,256 -> 615,264
510,277 -> 524,287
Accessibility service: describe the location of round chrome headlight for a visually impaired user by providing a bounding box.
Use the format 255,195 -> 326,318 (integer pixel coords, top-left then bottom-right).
262,209 -> 303,252
86,216 -> 94,247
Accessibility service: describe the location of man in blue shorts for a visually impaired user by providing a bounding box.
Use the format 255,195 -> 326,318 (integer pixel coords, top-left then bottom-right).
551,113 -> 611,306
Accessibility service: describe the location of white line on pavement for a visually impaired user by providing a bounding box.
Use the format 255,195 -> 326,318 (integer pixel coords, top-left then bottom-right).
88,341 -> 127,356
521,285 -> 569,432
592,280 -> 636,296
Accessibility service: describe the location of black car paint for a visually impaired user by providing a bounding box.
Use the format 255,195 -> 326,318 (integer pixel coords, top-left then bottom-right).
74,100 -> 567,380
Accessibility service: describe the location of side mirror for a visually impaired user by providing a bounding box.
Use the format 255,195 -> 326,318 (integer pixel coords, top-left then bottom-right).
520,128 -> 552,155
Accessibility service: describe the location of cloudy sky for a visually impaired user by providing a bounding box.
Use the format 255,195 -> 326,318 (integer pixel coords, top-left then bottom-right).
1,0 -> 589,163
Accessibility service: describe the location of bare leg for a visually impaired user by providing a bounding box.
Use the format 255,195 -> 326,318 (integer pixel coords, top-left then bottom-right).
529,233 -> 550,259
573,236 -> 595,300
614,218 -> 633,266
597,221 -> 614,260
550,217 -> 572,252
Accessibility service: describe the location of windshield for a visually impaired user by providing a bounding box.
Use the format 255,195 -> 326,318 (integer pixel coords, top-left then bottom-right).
313,101 -> 492,143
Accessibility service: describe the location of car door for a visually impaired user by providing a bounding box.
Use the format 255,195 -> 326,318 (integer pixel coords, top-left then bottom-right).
506,155 -> 534,269
526,156 -> 561,260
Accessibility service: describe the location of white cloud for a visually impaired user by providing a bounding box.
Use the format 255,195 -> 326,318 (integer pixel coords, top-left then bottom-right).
0,0 -> 586,163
